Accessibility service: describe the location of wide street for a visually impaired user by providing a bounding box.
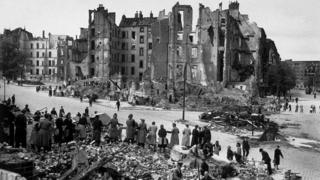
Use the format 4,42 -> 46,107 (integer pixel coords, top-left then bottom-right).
1,83 -> 320,179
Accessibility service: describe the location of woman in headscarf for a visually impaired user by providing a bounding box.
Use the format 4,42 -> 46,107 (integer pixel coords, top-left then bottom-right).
107,113 -> 122,142
158,124 -> 167,153
137,119 -> 147,147
168,123 -> 179,148
181,124 -> 191,148
38,116 -> 52,151
147,121 -> 158,151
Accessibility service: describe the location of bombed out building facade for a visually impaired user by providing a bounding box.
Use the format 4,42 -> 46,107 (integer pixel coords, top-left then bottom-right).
69,2 -> 280,98
151,2 -> 280,98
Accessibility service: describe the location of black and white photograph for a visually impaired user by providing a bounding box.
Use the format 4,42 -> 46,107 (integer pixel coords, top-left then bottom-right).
0,0 -> 319,179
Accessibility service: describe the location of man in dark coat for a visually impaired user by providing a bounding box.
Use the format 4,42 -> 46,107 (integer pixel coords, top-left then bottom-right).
203,126 -> 211,145
274,145 -> 284,170
242,138 -> 250,157
85,107 -> 89,116
260,148 -> 272,175
15,111 -> 27,147
59,106 -> 65,117
191,125 -> 199,146
92,115 -> 103,146
55,117 -> 64,145
11,95 -> 15,105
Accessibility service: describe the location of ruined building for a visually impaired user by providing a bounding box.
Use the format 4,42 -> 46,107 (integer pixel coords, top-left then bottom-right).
151,2 -> 280,98
0,28 -> 33,79
25,32 -> 72,82
69,28 -> 89,80
118,11 -> 157,89
88,4 -> 119,79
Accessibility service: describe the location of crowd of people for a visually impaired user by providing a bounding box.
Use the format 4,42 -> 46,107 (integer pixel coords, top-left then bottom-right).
0,94 -> 285,178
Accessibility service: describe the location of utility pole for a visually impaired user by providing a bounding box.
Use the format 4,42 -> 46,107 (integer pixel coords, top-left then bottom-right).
182,63 -> 187,121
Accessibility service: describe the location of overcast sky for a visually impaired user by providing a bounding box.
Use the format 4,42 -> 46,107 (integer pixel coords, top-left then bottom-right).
0,0 -> 319,60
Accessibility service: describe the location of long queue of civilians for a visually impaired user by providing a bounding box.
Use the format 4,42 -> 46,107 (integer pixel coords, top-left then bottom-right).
1,96 -> 284,177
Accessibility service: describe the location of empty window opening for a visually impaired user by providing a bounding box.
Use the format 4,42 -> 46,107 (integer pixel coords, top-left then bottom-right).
131,31 -> 136,39
189,35 -> 194,43
90,68 -> 95,76
217,51 -> 224,82
131,54 -> 135,63
91,41 -> 95,50
177,11 -> 184,31
91,28 -> 95,36
91,55 -> 95,63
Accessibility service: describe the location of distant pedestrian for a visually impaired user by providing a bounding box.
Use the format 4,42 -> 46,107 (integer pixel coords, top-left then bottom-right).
158,124 -> 168,153
242,138 -> 250,158
300,105 -> 303,113
169,123 -> 180,148
181,124 -> 191,147
89,97 -> 93,107
273,145 -> 284,170
288,104 -> 291,112
116,99 -> 120,111
59,106 -> 65,117
314,93 -> 317,99
11,94 -> 15,105
260,148 -> 272,175
85,107 -> 89,116
191,125 -> 199,146
295,97 -> 298,103
227,146 -> 234,161
213,140 -> 221,155
80,95 -> 83,102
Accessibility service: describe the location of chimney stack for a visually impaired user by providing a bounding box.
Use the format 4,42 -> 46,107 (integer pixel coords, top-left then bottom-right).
42,30 -> 45,38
